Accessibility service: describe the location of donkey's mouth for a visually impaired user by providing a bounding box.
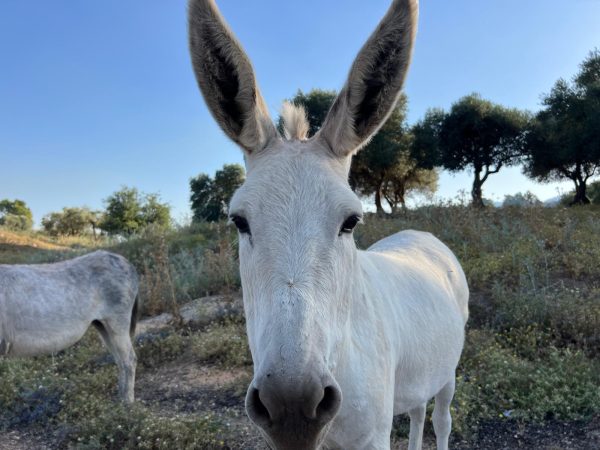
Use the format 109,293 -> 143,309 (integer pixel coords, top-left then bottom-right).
257,415 -> 331,450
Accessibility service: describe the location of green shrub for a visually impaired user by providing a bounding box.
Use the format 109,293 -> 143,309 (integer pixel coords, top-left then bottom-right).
453,329 -> 600,436
68,404 -> 226,450
137,331 -> 187,369
190,321 -> 252,368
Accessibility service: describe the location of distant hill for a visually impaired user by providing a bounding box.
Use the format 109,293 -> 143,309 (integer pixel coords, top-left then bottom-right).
543,196 -> 562,207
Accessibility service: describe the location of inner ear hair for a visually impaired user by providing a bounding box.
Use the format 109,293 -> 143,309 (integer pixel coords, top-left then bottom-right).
318,0 -> 418,158
188,0 -> 277,153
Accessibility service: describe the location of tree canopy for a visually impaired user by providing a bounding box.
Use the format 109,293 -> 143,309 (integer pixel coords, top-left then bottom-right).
524,50 -> 600,205
42,207 -> 101,236
350,95 -> 438,213
413,94 -> 529,208
190,164 -> 245,222
380,153 -> 438,213
101,187 -> 171,235
0,199 -> 33,231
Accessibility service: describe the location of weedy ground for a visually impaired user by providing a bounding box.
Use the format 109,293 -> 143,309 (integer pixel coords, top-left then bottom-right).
1,205 -> 599,449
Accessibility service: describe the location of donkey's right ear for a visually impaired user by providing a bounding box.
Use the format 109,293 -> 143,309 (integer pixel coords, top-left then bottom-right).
188,0 -> 278,154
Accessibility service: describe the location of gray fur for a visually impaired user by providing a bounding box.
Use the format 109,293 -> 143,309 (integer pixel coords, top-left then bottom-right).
0,251 -> 139,403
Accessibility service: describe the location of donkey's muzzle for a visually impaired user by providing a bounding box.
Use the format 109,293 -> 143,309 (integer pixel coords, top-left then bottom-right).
245,372 -> 342,449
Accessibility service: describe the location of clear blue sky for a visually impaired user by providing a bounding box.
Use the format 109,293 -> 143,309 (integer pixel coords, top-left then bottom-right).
2,0 -> 599,225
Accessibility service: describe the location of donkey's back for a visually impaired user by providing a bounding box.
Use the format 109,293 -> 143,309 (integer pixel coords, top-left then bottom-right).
367,229 -> 468,323
0,251 -> 138,357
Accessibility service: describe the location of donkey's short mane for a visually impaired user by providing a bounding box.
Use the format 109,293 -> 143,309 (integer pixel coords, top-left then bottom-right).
280,102 -> 310,141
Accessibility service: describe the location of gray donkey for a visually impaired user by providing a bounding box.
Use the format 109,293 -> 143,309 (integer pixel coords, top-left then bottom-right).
0,250 -> 139,403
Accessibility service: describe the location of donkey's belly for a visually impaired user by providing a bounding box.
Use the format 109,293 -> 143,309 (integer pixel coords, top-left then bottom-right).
8,322 -> 91,357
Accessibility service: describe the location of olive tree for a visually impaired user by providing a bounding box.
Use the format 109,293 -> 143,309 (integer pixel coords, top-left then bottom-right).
524,50 -> 600,205
190,164 -> 245,222
0,199 -> 33,231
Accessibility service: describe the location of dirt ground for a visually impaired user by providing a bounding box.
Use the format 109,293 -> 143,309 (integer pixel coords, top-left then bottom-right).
135,360 -> 267,450
2,355 -> 599,450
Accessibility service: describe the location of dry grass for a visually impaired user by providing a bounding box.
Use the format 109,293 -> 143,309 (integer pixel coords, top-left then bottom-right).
0,229 -> 68,250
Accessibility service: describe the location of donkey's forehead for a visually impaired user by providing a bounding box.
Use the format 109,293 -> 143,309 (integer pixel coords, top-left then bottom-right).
230,139 -> 360,216
246,138 -> 348,176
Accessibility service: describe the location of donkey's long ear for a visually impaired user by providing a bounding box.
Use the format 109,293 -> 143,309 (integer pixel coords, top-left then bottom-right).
318,0 -> 418,157
188,0 -> 278,154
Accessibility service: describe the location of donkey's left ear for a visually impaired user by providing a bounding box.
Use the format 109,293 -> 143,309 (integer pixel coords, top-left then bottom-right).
188,0 -> 278,154
318,0 -> 418,158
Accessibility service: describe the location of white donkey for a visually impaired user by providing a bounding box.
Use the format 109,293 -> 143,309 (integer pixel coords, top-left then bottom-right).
0,251 -> 139,403
189,0 -> 469,448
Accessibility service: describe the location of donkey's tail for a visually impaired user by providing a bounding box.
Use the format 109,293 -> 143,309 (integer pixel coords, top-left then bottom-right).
130,295 -> 139,340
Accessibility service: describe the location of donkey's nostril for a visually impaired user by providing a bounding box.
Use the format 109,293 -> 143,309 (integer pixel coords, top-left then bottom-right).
316,385 -> 342,423
246,387 -> 271,426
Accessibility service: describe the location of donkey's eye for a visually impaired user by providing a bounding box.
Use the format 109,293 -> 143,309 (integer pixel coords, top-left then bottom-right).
339,214 -> 361,235
230,215 -> 251,235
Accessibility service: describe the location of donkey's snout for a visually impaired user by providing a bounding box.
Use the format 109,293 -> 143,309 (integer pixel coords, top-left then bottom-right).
246,374 -> 342,448
246,381 -> 341,425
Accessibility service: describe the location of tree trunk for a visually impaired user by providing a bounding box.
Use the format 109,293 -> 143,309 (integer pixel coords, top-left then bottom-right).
571,179 -> 591,205
398,188 -> 406,215
471,170 -> 485,208
384,193 -> 395,214
400,198 -> 407,214
375,185 -> 385,215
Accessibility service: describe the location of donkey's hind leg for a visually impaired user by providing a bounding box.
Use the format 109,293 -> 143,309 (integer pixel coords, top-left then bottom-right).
407,402 -> 427,450
94,320 -> 137,403
432,378 -> 455,450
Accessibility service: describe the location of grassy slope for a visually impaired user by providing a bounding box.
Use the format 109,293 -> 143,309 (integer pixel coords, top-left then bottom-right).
1,206 -> 599,449
0,230 -> 70,265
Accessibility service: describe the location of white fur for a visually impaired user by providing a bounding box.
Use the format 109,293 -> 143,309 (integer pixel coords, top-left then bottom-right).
230,145 -> 468,449
189,0 -> 469,448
